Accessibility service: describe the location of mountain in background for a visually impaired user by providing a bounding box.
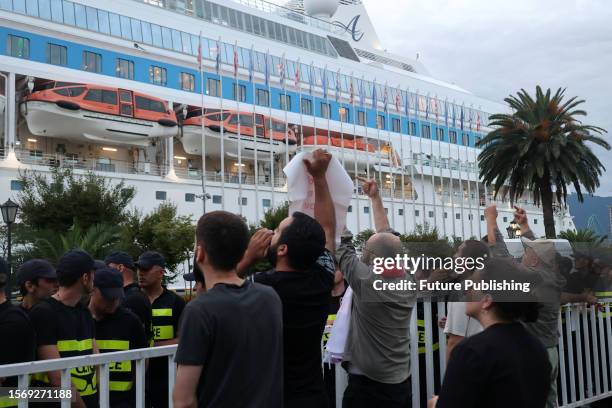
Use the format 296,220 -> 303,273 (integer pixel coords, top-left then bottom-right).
567,193 -> 612,237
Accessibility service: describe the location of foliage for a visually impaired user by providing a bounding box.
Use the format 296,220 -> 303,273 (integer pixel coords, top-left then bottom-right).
16,167 -> 135,232
19,223 -> 121,264
558,228 -> 606,245
118,203 -> 195,280
259,202 -> 289,230
400,223 -> 442,243
400,224 -> 454,261
353,229 -> 375,251
477,86 -> 608,238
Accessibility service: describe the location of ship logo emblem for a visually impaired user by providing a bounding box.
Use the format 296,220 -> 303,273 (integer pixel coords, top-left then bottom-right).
333,15 -> 364,42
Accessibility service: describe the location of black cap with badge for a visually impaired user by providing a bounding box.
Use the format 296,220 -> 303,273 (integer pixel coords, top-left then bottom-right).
94,267 -> 125,300
135,251 -> 166,270
17,259 -> 57,287
104,251 -> 135,270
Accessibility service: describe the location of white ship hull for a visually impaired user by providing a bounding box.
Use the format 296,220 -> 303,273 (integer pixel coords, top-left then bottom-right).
20,101 -> 178,147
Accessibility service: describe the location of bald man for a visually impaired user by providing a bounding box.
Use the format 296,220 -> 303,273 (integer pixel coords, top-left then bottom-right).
331,177 -> 416,408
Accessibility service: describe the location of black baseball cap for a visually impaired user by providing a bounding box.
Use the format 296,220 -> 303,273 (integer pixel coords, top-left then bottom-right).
93,260 -> 107,271
136,251 -> 166,270
94,267 -> 125,300
104,251 -> 135,270
17,259 -> 57,286
57,249 -> 94,281
183,273 -> 195,282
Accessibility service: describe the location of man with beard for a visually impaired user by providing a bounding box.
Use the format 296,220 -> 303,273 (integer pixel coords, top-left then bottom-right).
238,149 -> 336,408
29,249 -> 99,407
17,259 -> 58,312
89,266 -> 147,407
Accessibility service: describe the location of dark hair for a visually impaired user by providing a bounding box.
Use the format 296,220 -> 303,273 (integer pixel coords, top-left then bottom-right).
20,278 -> 39,296
196,211 -> 249,271
279,212 -> 325,270
478,257 -> 540,322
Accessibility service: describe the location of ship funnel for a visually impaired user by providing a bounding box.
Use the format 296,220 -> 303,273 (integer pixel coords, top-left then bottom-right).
303,0 -> 340,19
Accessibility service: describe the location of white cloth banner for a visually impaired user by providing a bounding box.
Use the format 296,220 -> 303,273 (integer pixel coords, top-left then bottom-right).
283,152 -> 354,244
324,287 -> 353,364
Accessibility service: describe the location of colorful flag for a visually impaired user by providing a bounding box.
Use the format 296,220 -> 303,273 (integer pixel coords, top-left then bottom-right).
468,106 -> 473,130
322,66 -> 328,99
359,77 -> 365,108
444,99 -> 449,127
197,31 -> 203,72
215,39 -> 221,74
372,80 -> 377,110
404,89 -> 410,119
476,110 -> 481,131
425,94 -> 430,120
335,69 -> 341,102
395,86 -> 401,112
279,54 -> 286,89
434,98 -> 439,122
264,50 -> 270,88
248,46 -> 254,83
233,41 -> 239,78
349,73 -> 355,105
460,104 -> 465,131
308,62 -> 314,95
294,58 -> 301,87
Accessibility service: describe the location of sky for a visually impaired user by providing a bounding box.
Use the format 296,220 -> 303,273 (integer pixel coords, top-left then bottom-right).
274,0 -> 612,195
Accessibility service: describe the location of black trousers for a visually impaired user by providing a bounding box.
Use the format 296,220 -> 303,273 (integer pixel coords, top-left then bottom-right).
342,374 -> 412,408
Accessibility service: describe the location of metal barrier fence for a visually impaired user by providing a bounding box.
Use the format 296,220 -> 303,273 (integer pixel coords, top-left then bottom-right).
1,302 -> 611,407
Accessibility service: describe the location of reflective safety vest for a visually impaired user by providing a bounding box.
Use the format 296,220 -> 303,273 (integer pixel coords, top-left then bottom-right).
97,339 -> 134,392
31,339 -> 97,397
151,308 -> 175,343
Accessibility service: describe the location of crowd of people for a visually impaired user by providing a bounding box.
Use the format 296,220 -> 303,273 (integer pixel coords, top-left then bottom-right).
0,148 -> 609,408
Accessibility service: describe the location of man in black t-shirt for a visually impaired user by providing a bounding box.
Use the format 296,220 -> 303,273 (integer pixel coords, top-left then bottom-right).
29,249 -> 99,407
17,259 -> 58,312
174,211 -> 283,408
237,149 -> 336,408
137,251 -> 185,408
0,257 -> 36,408
89,266 -> 147,408
105,251 -> 152,342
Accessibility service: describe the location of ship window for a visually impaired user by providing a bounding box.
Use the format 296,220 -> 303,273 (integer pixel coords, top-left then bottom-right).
39,0 -> 51,21
74,4 -> 86,28
135,96 -> 166,113
108,13 -> 121,37
229,115 -> 238,125
279,94 -> 291,111
120,15 -> 132,40
239,116 -> 254,126
437,128 -> 444,141
155,191 -> 167,200
415,210 -> 420,217
399,209 -> 404,216
185,193 -> 196,202
320,103 -> 330,119
10,180 -> 23,191
340,107 -> 350,123
46,43 -> 67,65
301,98 -> 312,115
180,73 -> 195,92
205,112 -> 230,121
62,1 -> 75,25
391,118 -> 401,133
429,211 -> 434,218
233,84 -> 247,102
364,207 -> 369,214
357,111 -> 366,126
149,66 -> 167,86
116,59 -> 134,80
84,89 -> 117,105
256,89 -> 269,107
131,18 -> 143,43
82,51 -> 102,73
53,87 -> 86,97
7,35 -> 29,59
422,124 -> 431,139
141,21 -> 153,44
449,130 -> 457,144
475,136 -> 481,146
212,195 -> 222,204
377,115 -> 385,130
85,6 -> 98,31
269,121 -> 286,133
462,133 -> 469,146
456,213 -> 461,220
151,24 -> 163,47
97,10 -> 110,34
410,122 -> 417,136
262,199 -> 271,208
207,79 -> 220,97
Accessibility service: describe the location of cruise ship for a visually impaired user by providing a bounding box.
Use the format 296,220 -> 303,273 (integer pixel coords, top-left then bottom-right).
0,0 -> 576,238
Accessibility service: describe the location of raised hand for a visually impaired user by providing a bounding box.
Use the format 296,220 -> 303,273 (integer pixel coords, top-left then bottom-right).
356,176 -> 379,198
303,149 -> 332,179
245,229 -> 273,262
484,204 -> 498,222
513,206 -> 528,226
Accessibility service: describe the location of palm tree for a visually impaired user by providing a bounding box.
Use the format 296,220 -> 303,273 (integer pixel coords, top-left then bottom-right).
558,228 -> 606,245
477,87 -> 608,238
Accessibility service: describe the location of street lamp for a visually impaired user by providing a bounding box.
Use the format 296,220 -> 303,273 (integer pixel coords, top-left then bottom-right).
1,199 -> 19,299
506,220 -> 518,239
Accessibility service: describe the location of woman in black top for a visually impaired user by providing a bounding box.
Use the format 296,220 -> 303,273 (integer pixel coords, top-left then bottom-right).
430,257 -> 552,408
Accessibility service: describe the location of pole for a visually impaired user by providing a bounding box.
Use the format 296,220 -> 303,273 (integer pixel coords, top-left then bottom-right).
6,222 -> 12,300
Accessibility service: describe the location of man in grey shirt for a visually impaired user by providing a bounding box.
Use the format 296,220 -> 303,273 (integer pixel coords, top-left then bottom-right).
332,177 -> 415,408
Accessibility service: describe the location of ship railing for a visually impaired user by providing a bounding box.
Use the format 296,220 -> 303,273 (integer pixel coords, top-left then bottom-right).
1,302 -> 611,408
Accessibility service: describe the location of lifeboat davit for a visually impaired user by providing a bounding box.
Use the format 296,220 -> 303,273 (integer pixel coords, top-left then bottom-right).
20,83 -> 178,146
181,110 -> 297,158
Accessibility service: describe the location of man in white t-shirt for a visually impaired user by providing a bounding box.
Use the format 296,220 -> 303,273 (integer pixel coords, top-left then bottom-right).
443,240 -> 490,361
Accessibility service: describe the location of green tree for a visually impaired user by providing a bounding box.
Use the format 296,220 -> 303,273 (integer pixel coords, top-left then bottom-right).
558,228 -> 606,245
259,202 -> 289,230
477,86 -> 608,238
119,203 -> 195,281
353,229 -> 375,251
16,167 -> 135,232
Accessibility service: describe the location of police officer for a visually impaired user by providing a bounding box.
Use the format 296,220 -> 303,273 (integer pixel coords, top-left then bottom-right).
29,249 -> 99,407
0,257 -> 36,408
104,251 -> 152,342
17,259 -> 58,312
137,251 -> 185,408
89,266 -> 147,408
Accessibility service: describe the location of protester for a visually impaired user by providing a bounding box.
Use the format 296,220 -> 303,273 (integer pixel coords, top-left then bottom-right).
89,266 -> 147,408
17,259 -> 58,312
485,205 -> 566,408
173,211 -> 283,408
334,176 -> 415,408
0,257 -> 36,408
431,257 -> 551,408
237,149 -> 336,408
105,251 -> 152,341
137,251 -> 185,408
443,240 -> 490,361
29,249 -> 99,407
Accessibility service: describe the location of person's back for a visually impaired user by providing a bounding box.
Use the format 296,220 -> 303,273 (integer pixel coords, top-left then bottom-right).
438,322 -> 550,408
176,279 -> 283,407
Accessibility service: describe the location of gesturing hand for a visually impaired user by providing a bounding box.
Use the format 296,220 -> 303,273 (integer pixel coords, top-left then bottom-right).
484,204 -> 498,222
303,149 -> 332,179
513,206 -> 528,226
245,229 -> 273,262
357,176 -> 379,198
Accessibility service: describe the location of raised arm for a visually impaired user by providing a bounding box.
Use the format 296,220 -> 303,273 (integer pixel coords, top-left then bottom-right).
513,206 -> 535,240
304,149 -> 336,253
236,229 -> 273,277
358,177 -> 390,232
